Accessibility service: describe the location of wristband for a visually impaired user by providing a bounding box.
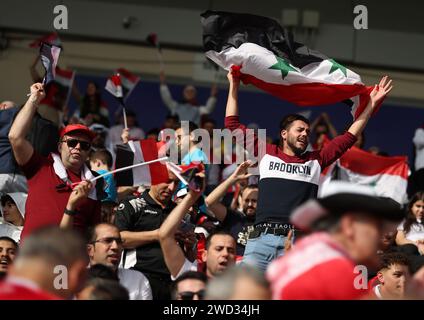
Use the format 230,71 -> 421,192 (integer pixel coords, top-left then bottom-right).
64,208 -> 78,216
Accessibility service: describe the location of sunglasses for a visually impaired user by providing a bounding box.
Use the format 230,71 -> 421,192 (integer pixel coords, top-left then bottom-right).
62,138 -> 91,151
91,237 -> 123,246
178,290 -> 205,300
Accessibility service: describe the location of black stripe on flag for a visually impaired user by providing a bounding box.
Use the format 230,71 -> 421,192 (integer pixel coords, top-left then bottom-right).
115,143 -> 134,187
201,10 -> 327,69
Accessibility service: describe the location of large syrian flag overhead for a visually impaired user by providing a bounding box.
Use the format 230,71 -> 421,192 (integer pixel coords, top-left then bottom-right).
319,147 -> 409,204
201,11 -> 374,119
115,139 -> 168,186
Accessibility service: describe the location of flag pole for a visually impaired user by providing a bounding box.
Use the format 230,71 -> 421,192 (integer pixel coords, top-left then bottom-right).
90,156 -> 169,182
118,97 -> 128,130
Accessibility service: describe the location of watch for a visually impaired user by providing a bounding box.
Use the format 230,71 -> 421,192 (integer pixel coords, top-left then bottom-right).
64,208 -> 78,216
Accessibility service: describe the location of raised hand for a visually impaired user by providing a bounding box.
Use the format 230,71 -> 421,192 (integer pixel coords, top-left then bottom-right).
369,76 -> 393,108
67,180 -> 93,210
29,83 -> 45,104
230,160 -> 254,181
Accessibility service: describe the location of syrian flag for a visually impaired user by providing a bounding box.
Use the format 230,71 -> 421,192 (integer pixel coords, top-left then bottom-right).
105,74 -> 123,99
115,139 -> 169,186
116,68 -> 140,99
201,11 -> 375,119
29,32 -> 62,48
39,43 -> 61,85
319,147 -> 409,204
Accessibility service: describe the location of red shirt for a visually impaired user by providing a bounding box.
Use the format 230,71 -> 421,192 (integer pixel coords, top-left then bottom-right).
20,151 -> 101,240
267,232 -> 368,300
0,279 -> 61,300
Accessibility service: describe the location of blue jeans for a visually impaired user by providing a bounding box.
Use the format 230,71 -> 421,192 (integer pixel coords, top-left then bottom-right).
242,233 -> 288,273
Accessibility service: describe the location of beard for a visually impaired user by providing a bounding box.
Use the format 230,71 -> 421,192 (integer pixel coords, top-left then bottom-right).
286,135 -> 307,156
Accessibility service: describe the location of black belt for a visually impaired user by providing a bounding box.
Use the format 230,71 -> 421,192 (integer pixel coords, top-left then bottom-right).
248,225 -> 292,239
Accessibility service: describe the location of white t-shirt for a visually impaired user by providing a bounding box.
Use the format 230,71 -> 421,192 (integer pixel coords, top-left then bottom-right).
397,220 -> 424,242
117,268 -> 152,300
171,259 -> 198,281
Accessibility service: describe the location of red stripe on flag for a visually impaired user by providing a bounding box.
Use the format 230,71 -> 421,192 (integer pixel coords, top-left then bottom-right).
117,68 -> 139,83
239,72 -> 372,113
111,74 -> 122,86
139,139 -> 168,185
339,147 -> 408,178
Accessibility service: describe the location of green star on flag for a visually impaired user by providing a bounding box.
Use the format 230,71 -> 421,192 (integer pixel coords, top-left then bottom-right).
328,59 -> 347,77
269,56 -> 297,80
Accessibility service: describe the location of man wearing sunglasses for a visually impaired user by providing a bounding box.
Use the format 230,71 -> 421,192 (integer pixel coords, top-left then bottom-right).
87,223 -> 153,300
9,83 -> 104,240
172,271 -> 207,300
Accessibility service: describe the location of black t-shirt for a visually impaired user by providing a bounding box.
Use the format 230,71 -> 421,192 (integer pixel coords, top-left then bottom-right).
221,209 -> 255,256
115,190 -> 175,276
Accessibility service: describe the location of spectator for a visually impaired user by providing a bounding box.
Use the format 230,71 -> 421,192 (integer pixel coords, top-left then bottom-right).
176,121 -> 209,166
108,110 -> 145,148
158,181 -> 205,280
408,124 -> 424,196
372,252 -> 411,299
202,231 -> 236,278
87,223 -> 152,300
172,271 -> 207,300
73,81 -> 110,127
206,265 -> 270,300
162,114 -> 180,130
159,71 -> 217,126
0,226 -> 88,300
0,101 -> 28,193
89,123 -> 109,151
396,191 -> 424,254
0,236 -> 18,280
267,181 -> 404,300
205,161 -> 257,257
0,193 -> 27,242
89,149 -> 117,223
8,83 -> 104,239
309,112 -> 338,150
225,69 -> 394,272
114,169 -> 179,300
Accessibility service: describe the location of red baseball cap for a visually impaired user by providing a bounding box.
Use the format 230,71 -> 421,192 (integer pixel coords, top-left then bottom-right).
59,124 -> 96,141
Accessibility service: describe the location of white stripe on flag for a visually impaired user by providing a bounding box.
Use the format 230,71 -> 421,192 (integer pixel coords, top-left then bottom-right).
130,140 -> 152,186
337,166 -> 408,204
206,43 -> 363,85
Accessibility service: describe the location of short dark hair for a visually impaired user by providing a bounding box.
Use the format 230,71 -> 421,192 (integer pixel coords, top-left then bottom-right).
87,264 -> 119,281
172,271 -> 207,299
0,195 -> 14,207
178,121 -> 198,134
89,149 -> 113,168
240,184 -> 259,197
86,279 -> 129,300
205,230 -> 235,250
86,223 -> 119,244
0,236 -> 18,250
279,114 -> 310,131
379,252 -> 411,272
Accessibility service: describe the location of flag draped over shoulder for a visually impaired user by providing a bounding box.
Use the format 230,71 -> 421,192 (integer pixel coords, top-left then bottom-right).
201,10 -> 374,119
115,139 -> 168,186
320,147 -> 409,204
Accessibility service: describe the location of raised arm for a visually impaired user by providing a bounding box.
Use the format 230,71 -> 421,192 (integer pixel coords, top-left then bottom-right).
158,190 -> 201,278
159,70 -> 178,112
8,83 -> 45,166
225,68 -> 240,117
205,161 -> 252,222
319,76 -> 393,168
120,230 -> 160,249
348,76 -> 393,138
